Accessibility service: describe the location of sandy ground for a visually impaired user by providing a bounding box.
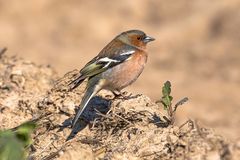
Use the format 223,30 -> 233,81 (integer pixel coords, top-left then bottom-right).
0,54 -> 240,159
0,0 -> 240,158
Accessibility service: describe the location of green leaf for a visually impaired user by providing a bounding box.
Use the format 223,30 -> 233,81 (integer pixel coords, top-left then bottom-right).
15,122 -> 36,147
0,131 -> 26,160
161,81 -> 173,110
162,81 -> 171,96
0,122 -> 36,160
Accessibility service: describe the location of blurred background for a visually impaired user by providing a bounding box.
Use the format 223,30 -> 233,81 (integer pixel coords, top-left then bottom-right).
0,0 -> 239,141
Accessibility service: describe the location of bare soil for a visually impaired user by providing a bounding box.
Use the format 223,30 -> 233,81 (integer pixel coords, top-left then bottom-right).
1,0 -> 240,142
1,52 -> 240,160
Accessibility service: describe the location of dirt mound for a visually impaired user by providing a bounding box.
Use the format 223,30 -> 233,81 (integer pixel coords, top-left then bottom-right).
0,49 -> 57,129
0,52 -> 240,159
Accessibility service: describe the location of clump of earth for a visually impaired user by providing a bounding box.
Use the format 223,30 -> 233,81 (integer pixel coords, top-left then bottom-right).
0,52 -> 239,159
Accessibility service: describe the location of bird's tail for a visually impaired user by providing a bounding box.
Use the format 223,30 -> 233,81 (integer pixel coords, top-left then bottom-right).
68,75 -> 86,91
71,79 -> 105,128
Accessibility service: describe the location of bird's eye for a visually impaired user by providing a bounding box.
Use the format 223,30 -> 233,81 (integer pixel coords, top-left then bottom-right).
137,36 -> 142,40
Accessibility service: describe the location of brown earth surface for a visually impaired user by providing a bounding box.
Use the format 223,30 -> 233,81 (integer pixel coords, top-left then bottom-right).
0,0 -> 240,159
1,53 -> 240,160
0,0 -> 240,141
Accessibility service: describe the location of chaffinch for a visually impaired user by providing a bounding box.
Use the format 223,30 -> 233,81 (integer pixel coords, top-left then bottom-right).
69,29 -> 155,128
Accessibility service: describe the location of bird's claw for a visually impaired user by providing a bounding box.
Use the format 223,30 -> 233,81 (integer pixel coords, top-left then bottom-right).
113,91 -> 132,99
105,90 -> 132,100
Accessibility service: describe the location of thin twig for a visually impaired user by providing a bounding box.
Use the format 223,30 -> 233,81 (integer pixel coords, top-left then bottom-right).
91,118 -> 98,129
194,120 -> 205,138
140,150 -> 161,158
95,108 -> 112,119
112,113 -> 133,125
0,47 -> 7,58
41,147 -> 64,160
179,119 -> 193,129
35,140 -> 54,158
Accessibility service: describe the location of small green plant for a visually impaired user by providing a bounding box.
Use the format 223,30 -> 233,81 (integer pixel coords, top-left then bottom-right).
0,122 -> 36,160
161,81 -> 173,110
160,81 -> 188,125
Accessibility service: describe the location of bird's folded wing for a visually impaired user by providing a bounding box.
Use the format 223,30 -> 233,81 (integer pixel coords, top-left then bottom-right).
69,49 -> 135,90
80,49 -> 135,77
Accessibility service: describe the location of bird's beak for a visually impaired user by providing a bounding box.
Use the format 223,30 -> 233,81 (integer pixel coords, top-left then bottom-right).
143,36 -> 155,43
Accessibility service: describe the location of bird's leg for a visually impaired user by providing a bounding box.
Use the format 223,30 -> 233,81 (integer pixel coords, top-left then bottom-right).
112,90 -> 132,99
105,90 -> 132,100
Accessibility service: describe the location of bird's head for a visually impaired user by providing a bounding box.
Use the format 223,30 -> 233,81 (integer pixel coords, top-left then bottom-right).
117,30 -> 155,49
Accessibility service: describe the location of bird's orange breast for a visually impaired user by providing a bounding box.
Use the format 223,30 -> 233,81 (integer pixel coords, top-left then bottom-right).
101,51 -> 148,90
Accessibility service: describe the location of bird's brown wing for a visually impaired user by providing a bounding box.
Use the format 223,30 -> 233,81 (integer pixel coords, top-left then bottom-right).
69,47 -> 135,90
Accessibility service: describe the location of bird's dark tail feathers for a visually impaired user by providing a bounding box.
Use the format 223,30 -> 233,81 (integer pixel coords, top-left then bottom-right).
68,75 -> 85,91
71,79 -> 104,128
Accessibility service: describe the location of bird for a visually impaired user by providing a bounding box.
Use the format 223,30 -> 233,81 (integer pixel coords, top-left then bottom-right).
69,29 -> 155,128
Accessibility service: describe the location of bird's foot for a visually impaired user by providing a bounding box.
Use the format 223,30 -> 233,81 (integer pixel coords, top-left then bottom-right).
105,90 -> 132,100
112,90 -> 132,100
